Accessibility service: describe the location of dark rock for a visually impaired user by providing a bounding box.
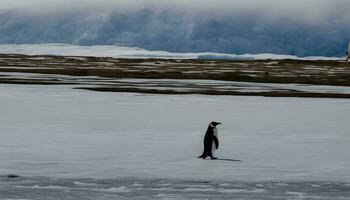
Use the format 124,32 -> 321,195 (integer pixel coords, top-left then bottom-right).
6,174 -> 20,178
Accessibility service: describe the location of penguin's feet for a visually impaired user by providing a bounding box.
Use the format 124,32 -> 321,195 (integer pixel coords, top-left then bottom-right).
211,157 -> 217,160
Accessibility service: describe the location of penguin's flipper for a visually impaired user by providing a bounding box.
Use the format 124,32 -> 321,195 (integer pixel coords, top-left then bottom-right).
213,136 -> 219,149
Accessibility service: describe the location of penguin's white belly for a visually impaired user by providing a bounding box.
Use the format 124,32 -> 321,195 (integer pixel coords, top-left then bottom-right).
211,142 -> 216,154
212,128 -> 218,155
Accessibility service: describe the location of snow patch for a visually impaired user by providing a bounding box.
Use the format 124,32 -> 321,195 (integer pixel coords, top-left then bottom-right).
218,183 -> 231,187
286,191 -> 306,198
311,184 -> 321,187
101,186 -> 132,193
183,187 -> 216,192
217,188 -> 267,193
276,183 -> 290,186
16,185 -> 70,190
73,181 -> 98,186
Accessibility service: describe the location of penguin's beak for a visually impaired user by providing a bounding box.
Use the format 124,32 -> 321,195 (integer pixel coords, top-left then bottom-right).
216,122 -> 222,125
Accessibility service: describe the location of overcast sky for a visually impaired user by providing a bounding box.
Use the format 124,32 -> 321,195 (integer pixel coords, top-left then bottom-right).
0,0 -> 349,56
1,0 -> 350,23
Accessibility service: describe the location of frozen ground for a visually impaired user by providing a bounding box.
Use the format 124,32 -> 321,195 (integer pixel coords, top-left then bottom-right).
0,84 -> 350,199
1,53 -> 349,89
2,72 -> 350,98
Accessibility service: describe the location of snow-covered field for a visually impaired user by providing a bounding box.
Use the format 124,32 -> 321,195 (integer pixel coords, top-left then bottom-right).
1,84 -> 350,199
0,43 -> 342,60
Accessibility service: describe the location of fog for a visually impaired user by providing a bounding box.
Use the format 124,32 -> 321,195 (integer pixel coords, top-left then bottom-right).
1,0 -> 350,24
0,0 -> 349,56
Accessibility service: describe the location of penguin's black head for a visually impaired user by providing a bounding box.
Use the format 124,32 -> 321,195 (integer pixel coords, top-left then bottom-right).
210,121 -> 222,127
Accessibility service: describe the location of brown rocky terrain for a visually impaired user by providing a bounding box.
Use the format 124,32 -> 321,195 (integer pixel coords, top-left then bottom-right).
1,54 -> 350,98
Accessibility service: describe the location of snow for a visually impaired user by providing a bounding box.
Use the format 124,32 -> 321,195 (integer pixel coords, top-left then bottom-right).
16,185 -> 70,190
0,84 -> 350,183
0,43 -> 342,61
2,175 -> 349,199
3,72 -> 350,95
73,181 -> 98,186
100,186 -> 132,193
217,188 -> 267,193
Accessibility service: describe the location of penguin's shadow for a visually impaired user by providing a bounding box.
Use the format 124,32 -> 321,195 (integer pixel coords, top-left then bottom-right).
216,158 -> 242,162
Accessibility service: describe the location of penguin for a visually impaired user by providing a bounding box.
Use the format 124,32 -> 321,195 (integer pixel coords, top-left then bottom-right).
198,121 -> 221,160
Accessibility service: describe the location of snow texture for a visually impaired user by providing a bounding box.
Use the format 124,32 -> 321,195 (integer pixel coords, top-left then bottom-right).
1,176 -> 349,200
1,83 -> 350,199
0,84 -> 350,182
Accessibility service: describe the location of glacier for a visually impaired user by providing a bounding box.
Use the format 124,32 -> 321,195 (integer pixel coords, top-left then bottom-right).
0,43 -> 342,60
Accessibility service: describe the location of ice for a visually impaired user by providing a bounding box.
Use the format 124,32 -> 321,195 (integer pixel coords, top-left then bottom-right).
0,83 -> 350,198
1,175 -> 349,199
0,84 -> 350,183
0,43 -> 341,61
